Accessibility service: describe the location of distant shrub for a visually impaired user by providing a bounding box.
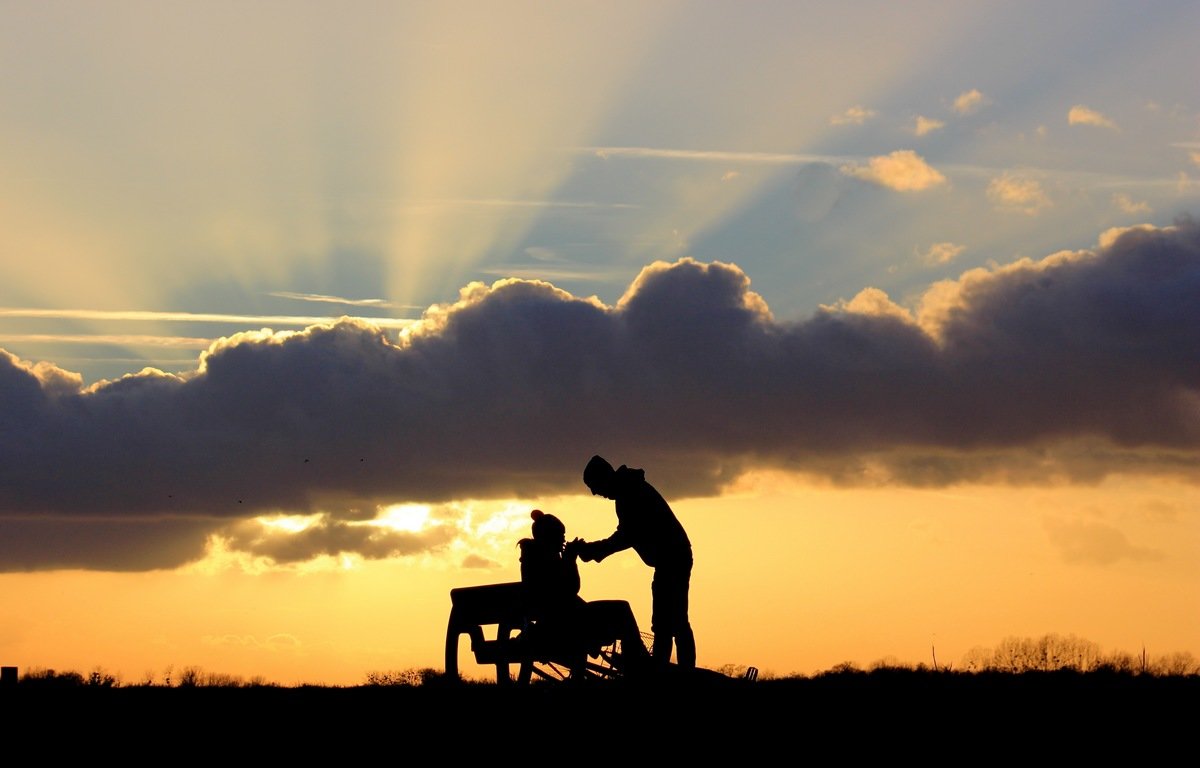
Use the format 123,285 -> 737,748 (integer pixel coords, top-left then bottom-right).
87,667 -> 120,688
245,675 -> 276,688
817,661 -> 863,677
1096,651 -> 1141,674
868,656 -> 910,672
364,667 -> 444,686
176,666 -> 204,688
201,671 -> 248,687
20,668 -> 85,687
715,663 -> 752,678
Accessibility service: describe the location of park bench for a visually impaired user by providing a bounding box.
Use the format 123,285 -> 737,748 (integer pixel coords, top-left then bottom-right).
445,580 -> 758,684
444,581 -> 621,684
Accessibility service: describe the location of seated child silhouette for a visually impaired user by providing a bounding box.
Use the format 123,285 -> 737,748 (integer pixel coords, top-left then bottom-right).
518,510 -> 651,673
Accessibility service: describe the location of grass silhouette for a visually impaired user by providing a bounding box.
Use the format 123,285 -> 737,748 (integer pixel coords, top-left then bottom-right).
4,656 -> 1194,759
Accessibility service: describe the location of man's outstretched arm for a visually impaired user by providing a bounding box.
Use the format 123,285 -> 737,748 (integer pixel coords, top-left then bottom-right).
577,530 -> 630,563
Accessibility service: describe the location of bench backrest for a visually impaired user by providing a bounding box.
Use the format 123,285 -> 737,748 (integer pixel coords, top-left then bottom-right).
448,581 -> 528,626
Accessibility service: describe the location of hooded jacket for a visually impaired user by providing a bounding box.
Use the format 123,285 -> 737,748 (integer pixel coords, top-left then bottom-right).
585,465 -> 692,569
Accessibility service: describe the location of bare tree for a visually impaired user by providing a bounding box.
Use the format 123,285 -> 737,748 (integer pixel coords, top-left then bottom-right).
1150,651 -> 1199,676
965,633 -> 1103,672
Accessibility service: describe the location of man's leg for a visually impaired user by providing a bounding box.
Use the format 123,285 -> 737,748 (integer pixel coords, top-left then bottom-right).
673,562 -> 695,669
651,564 -> 695,668
650,570 -> 674,666
675,619 -> 696,670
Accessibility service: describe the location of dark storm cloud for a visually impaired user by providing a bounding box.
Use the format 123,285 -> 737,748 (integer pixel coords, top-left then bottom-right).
1,220 -> 1198,569
0,516 -> 213,571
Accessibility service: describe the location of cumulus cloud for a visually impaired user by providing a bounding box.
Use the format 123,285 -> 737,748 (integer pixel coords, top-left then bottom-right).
840,150 -> 947,191
1112,193 -> 1151,215
914,116 -> 945,136
987,173 -> 1052,214
1068,105 -> 1119,131
952,89 -> 987,115
1097,223 -> 1157,249
825,288 -> 913,323
830,105 -> 877,126
3,221 -> 1200,569
919,242 -> 966,266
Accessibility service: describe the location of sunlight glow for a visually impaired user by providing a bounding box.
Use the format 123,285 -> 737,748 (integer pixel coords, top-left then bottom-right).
466,501 -> 535,542
256,515 -> 321,534
185,535 -> 277,576
385,3 -> 675,307
374,504 -> 432,533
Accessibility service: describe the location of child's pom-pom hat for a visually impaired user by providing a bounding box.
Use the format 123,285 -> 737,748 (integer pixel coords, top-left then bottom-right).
530,509 -> 564,540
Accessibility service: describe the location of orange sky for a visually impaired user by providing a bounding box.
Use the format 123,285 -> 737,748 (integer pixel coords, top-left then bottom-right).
2,475 -> 1195,685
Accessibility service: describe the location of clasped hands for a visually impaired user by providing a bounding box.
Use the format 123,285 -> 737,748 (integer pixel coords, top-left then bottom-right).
563,537 -> 597,562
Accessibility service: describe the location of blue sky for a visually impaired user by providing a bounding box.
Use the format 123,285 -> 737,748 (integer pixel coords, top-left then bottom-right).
4,1 -> 1198,383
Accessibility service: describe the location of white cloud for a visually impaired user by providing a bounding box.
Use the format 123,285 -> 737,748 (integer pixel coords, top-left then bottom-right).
827,287 -> 914,323
1098,224 -> 1157,250
269,292 -> 395,308
952,89 -> 987,115
1111,193 -> 1151,215
914,116 -> 945,136
721,170 -> 740,181
1068,105 -> 1119,131
840,150 -> 947,191
0,307 -> 415,329
584,146 -> 838,164
919,242 -> 966,266
830,105 -> 877,126
0,333 -> 213,349
987,173 -> 1051,215
1190,151 -> 1200,168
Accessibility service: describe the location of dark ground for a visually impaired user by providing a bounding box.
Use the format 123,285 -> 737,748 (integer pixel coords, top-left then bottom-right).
2,670 -> 1193,759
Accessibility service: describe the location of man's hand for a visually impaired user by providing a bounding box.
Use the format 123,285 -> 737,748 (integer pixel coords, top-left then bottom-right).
573,539 -> 598,562
564,538 -> 585,561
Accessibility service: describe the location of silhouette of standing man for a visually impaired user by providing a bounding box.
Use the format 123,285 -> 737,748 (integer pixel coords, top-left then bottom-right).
577,455 -> 696,670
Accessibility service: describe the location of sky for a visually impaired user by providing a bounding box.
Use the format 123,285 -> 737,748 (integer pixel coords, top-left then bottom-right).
1,1 -> 1198,684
